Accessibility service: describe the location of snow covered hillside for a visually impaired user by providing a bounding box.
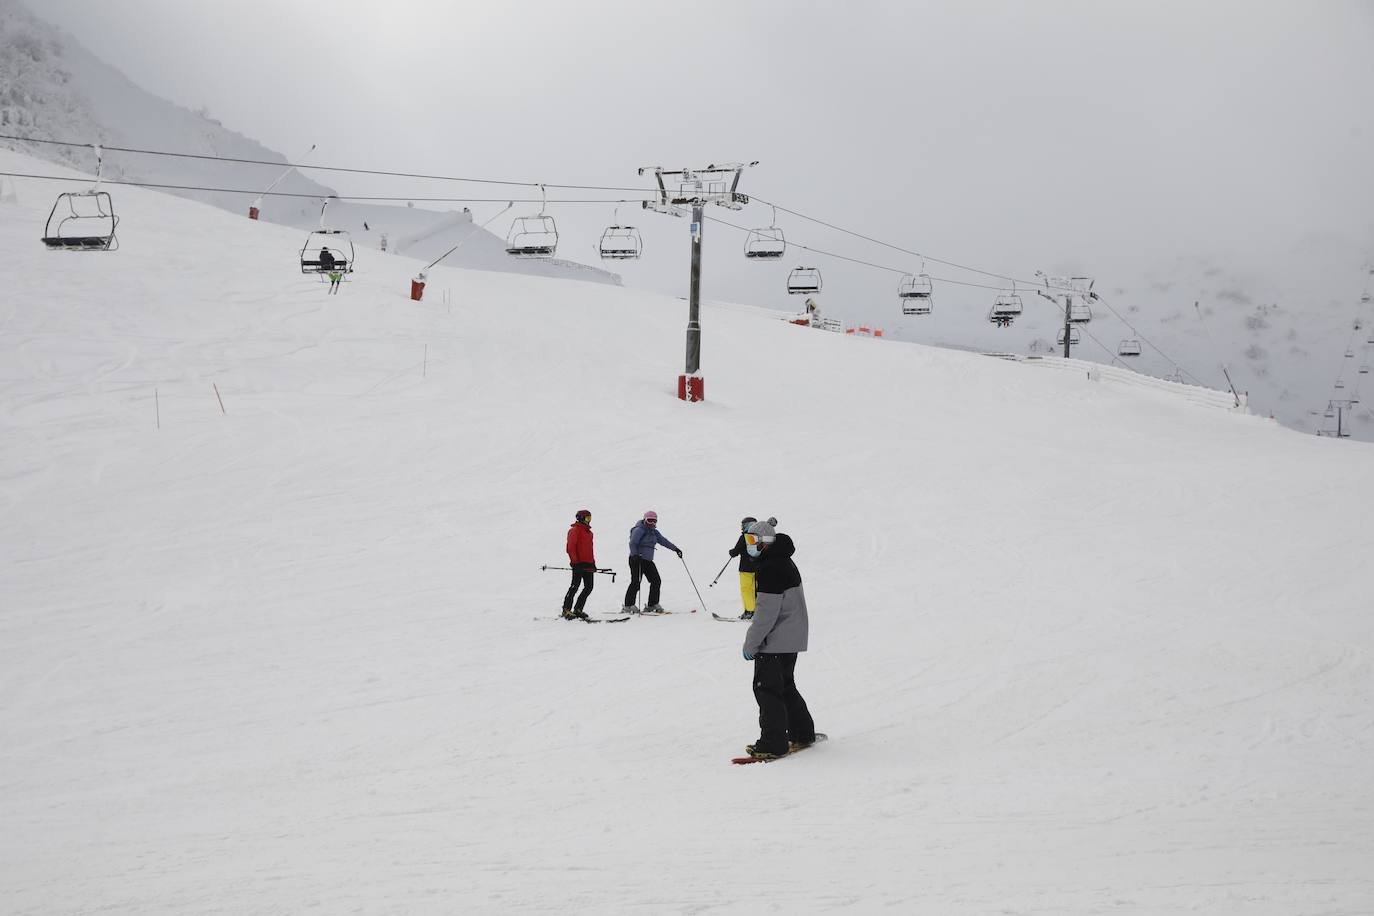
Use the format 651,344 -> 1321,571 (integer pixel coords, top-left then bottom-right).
0,0 -> 617,286
3,147 -> 1374,915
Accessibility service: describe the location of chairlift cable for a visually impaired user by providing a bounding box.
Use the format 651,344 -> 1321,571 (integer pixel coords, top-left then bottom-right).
750,194 -> 1034,287
0,170 -> 637,204
0,132 -> 655,193
705,213 -> 1009,291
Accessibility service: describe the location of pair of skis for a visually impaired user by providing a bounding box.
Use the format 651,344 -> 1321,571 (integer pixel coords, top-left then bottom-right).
535,608 -> 684,623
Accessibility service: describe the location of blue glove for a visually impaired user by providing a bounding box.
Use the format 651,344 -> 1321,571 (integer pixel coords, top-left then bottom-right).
743,648 -> 755,661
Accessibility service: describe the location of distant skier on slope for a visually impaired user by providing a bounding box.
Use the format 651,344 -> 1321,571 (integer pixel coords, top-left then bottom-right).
562,509 -> 596,620
740,517 -> 816,760
727,516 -> 760,620
623,510 -> 682,614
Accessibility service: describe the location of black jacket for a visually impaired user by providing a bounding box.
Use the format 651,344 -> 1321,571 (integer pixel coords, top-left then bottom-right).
728,534 -> 761,573
753,533 -> 801,594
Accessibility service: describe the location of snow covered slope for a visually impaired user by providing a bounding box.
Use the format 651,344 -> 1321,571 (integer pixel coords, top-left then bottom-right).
0,0 -> 618,286
2,147 -> 1373,915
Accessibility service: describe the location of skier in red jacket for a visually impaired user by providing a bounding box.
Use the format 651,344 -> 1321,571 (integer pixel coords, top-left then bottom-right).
562,509 -> 597,619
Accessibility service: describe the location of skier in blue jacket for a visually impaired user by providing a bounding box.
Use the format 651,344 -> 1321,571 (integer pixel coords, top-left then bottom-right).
622,510 -> 682,613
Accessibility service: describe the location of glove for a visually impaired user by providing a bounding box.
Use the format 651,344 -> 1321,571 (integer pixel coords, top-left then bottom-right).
743,648 -> 755,661
675,548 -> 684,558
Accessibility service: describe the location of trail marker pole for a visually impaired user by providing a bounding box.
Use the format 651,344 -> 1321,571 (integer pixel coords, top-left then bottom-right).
213,383 -> 225,415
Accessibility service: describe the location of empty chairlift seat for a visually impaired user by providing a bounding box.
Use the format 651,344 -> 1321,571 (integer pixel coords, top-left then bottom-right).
598,225 -> 642,260
897,273 -> 933,300
744,227 -> 786,259
1068,301 -> 1092,323
506,215 -> 558,259
41,191 -> 119,251
787,267 -> 822,295
1118,339 -> 1142,357
1057,327 -> 1081,346
899,273 -> 934,315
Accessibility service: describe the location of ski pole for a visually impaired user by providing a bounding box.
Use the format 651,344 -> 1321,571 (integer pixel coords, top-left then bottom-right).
678,554 -> 708,615
540,564 -> 617,582
708,557 -> 732,587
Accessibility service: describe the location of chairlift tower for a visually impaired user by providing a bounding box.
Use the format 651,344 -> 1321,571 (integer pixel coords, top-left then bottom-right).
639,162 -> 754,402
1036,273 -> 1095,358
1321,399 -> 1357,438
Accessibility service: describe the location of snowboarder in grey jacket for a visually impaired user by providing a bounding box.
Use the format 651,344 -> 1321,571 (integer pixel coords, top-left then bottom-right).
741,517 -> 815,759
623,510 -> 682,613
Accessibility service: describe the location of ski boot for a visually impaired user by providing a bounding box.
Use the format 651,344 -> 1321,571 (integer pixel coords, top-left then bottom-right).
744,743 -> 786,760
562,608 -> 590,621
621,605 -> 641,615
740,611 -> 754,620
644,604 -> 667,614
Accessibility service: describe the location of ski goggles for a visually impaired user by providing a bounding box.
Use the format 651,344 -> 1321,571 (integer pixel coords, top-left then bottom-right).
744,532 -> 764,546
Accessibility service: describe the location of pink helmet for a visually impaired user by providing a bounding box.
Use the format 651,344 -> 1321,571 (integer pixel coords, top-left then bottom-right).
643,510 -> 658,521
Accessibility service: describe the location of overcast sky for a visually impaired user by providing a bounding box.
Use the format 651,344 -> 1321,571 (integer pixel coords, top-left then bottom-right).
33,0 -> 1374,323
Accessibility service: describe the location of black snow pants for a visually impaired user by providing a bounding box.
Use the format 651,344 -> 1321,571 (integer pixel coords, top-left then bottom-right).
752,652 -> 815,756
563,563 -> 595,612
623,556 -> 661,608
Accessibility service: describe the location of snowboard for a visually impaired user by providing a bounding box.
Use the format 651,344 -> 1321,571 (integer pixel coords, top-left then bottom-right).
731,733 -> 828,765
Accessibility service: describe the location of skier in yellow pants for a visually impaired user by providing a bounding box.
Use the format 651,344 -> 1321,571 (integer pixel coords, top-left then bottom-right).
728,516 -> 761,620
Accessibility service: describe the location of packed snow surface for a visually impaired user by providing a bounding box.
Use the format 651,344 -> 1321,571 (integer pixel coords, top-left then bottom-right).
2,149 -> 1373,914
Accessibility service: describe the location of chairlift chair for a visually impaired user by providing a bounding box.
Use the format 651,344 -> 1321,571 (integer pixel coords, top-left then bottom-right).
41,190 -> 119,251
506,184 -> 558,259
991,292 -> 1023,318
1056,327 -> 1081,346
1118,339 -> 1142,357
42,144 -> 119,252
599,225 -> 642,260
1361,365 -> 1370,375
987,308 -> 1013,327
300,229 -> 355,275
898,273 -> 933,300
506,215 -> 558,259
787,267 -> 822,295
744,227 -> 786,260
1068,301 -> 1092,323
